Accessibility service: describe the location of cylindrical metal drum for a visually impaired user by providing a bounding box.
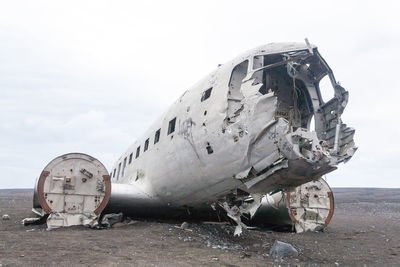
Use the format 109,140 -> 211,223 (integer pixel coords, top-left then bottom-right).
34,153 -> 111,227
252,178 -> 334,232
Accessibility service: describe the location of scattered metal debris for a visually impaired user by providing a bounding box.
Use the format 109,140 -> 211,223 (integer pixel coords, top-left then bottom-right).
180,221 -> 189,230
269,240 -> 299,258
22,216 -> 46,226
101,213 -> 124,227
239,251 -> 251,259
47,212 -> 99,228
99,213 -> 138,228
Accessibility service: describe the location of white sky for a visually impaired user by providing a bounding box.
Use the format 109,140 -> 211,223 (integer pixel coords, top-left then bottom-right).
0,0 -> 399,188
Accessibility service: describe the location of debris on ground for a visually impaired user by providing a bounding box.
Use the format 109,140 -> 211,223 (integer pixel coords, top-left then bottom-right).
180,221 -> 189,229
2,214 -> 10,220
197,224 -> 243,250
21,217 -> 45,226
101,213 -> 124,227
100,213 -> 138,228
269,240 -> 299,258
239,251 -> 251,259
110,222 -> 125,228
2,188 -> 399,266
46,212 -> 99,228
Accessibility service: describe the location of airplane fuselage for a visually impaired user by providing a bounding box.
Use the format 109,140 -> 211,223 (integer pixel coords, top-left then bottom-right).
108,42 -> 356,215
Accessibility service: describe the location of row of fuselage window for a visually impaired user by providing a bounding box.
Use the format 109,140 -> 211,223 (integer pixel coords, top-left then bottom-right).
111,87 -> 213,181
112,117 -> 176,180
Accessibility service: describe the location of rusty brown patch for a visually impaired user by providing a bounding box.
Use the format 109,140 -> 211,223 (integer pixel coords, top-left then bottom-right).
325,191 -> 335,225
94,175 -> 111,215
286,192 -> 297,223
36,171 -> 51,214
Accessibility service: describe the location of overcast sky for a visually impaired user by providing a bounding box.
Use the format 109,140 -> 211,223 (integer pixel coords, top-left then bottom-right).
0,0 -> 399,189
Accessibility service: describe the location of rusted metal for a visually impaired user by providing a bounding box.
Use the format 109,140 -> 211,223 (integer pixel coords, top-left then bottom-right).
287,196 -> 298,224
36,171 -> 51,214
94,175 -> 111,215
325,191 -> 335,225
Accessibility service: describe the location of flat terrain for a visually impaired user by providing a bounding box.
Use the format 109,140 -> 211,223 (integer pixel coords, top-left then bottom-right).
0,188 -> 399,266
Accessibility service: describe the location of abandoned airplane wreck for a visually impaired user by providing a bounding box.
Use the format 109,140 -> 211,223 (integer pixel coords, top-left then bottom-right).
27,40 -> 356,235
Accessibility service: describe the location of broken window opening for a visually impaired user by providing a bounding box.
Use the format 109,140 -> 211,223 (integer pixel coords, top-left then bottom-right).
318,75 -> 335,103
168,117 -> 176,135
251,54 -> 314,129
252,55 -> 263,70
121,157 -> 127,177
154,129 -> 160,144
252,54 -> 284,95
253,54 -> 284,70
135,146 -> 140,159
144,138 -> 149,152
228,60 -> 248,100
201,87 -> 213,102
309,115 -> 316,132
116,162 -> 122,180
128,153 -> 133,164
225,60 -> 249,125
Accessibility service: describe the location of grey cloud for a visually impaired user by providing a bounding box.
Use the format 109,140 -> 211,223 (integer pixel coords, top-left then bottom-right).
0,0 -> 399,188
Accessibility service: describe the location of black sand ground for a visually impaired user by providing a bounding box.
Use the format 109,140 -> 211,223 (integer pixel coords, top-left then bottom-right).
0,188 -> 399,266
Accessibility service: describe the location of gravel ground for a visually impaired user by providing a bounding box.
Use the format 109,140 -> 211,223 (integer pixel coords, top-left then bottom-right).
0,188 -> 399,266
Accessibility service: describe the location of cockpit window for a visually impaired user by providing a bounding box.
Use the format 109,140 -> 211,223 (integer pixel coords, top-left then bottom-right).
318,75 -> 334,103
228,60 -> 248,99
253,55 -> 263,70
